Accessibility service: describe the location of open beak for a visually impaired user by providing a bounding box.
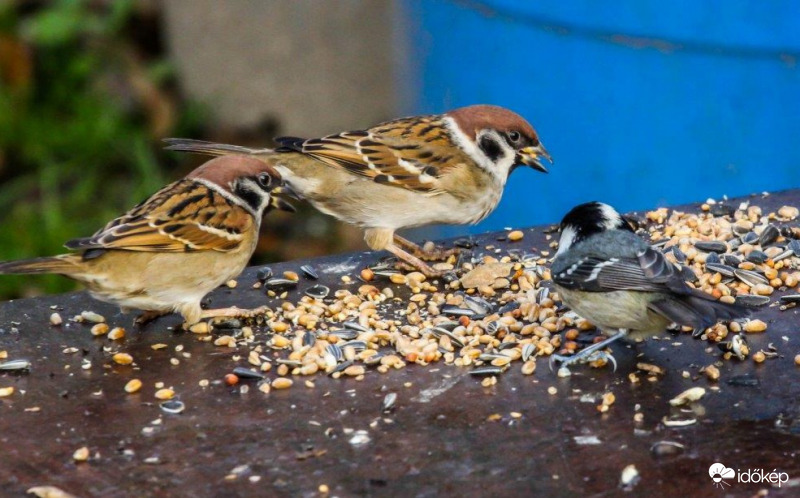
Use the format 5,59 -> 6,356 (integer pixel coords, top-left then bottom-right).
270,183 -> 300,213
516,144 -> 553,173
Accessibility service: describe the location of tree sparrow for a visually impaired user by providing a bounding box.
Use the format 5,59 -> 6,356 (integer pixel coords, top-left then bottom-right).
0,156 -> 293,325
164,104 -> 551,276
550,202 -> 749,369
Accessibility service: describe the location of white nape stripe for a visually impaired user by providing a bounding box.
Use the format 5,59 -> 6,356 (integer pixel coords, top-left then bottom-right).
598,203 -> 624,230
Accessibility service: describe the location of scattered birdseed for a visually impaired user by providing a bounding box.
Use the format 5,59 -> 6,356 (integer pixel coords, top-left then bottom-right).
0,386 -> 14,397
507,230 -> 524,242
108,327 -> 125,340
154,388 -> 174,400
669,387 -> 706,406
72,446 -> 89,462
753,351 -> 766,363
272,378 -> 293,390
90,323 -> 109,336
112,353 -> 133,365
49,313 -> 63,326
79,311 -> 105,323
124,379 -> 142,393
547,386 -> 557,395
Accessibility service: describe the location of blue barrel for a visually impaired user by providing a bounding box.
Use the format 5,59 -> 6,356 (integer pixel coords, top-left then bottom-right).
398,0 -> 800,236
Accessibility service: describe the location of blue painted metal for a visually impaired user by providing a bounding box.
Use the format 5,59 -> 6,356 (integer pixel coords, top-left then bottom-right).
398,0 -> 800,236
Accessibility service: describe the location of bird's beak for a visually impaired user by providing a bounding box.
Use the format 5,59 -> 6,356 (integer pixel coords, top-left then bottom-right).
270,183 -> 300,213
516,144 -> 553,173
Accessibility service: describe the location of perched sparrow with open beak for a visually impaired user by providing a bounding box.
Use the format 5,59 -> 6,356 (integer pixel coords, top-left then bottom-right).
550,202 -> 749,369
164,104 -> 551,276
0,156 -> 293,325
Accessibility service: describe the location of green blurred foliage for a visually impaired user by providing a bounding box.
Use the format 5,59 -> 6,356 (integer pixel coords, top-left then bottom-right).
0,0 -> 205,298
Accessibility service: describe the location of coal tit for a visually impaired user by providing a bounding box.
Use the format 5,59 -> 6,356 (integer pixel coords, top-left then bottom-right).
550,202 -> 749,369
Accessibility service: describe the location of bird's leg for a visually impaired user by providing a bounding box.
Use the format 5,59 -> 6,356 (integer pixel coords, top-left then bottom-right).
550,330 -> 628,372
198,305 -> 270,321
393,234 -> 460,262
384,244 -> 448,278
134,310 -> 169,327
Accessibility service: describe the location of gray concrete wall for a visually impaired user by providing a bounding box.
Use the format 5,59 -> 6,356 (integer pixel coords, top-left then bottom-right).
162,0 -> 397,137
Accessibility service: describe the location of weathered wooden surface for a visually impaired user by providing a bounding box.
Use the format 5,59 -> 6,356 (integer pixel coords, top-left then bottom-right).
2,191 -> 800,497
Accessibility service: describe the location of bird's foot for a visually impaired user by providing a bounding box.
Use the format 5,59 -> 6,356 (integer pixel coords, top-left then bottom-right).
393,234 -> 460,262
550,350 -> 618,374
134,310 -> 169,327
385,244 -> 456,279
198,305 -> 270,321
548,330 -> 627,374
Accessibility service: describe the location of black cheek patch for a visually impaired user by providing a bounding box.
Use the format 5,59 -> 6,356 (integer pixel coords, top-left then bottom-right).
478,135 -> 504,163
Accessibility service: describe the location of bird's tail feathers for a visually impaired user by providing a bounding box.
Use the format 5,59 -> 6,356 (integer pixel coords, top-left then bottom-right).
0,255 -> 83,276
649,291 -> 750,331
163,138 -> 272,158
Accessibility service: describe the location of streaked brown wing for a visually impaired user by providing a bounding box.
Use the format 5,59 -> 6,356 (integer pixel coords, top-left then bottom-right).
275,115 -> 465,192
65,179 -> 253,253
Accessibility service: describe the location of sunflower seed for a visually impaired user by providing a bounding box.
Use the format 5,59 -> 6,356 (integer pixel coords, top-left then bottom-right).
772,249 -> 794,262
695,241 -> 728,253
256,267 -> 273,282
0,359 -> 31,371
498,341 -> 519,350
343,321 -> 370,333
327,329 -> 359,340
341,340 -> 367,352
454,238 -> 476,248
326,344 -> 343,362
330,360 -> 353,374
485,321 -> 504,336
727,374 -> 759,387
789,239 -> 800,256
746,250 -> 768,264
381,392 -> 397,412
469,366 -> 506,377
710,203 -> 735,217
497,301 -> 521,314
779,294 -> 800,304
300,265 -> 319,280
671,246 -> 687,263
741,231 -> 759,244
735,295 -> 771,307
264,278 -> 298,291
722,254 -> 742,266
522,343 -> 536,362
233,367 -> 265,380
734,269 -> 769,287
427,327 -> 465,348
160,400 -> 185,414
758,225 -> 779,246
305,284 -> 329,299
440,305 -> 476,317
536,287 -> 550,303
276,359 -> 303,367
302,331 -> 317,347
363,353 -> 385,365
703,252 -> 720,265
464,295 -> 493,315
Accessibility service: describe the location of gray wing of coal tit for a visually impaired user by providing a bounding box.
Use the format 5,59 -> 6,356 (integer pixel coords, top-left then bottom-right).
552,230 -> 749,329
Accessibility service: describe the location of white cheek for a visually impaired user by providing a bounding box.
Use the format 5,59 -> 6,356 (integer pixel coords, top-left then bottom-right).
598,203 -> 624,230
555,227 -> 576,257
443,118 -> 513,184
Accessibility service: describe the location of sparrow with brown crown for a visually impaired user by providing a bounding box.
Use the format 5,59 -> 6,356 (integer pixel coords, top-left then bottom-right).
165,104 -> 551,277
0,156 -> 294,325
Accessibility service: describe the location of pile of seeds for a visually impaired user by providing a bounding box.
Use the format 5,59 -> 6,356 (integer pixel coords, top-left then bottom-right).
184,198 -> 800,392
4,200 -> 798,402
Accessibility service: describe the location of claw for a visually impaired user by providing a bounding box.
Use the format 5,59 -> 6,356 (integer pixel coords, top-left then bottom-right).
548,330 -> 627,373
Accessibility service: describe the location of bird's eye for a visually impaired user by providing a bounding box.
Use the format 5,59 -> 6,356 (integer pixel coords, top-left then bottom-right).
507,130 -> 521,143
257,173 -> 272,188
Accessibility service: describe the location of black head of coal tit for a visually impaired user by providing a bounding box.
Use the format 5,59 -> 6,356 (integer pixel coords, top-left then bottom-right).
555,201 -> 634,256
